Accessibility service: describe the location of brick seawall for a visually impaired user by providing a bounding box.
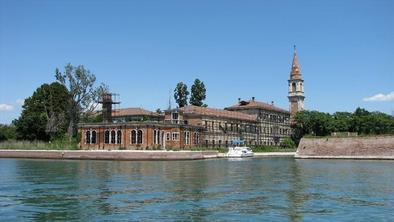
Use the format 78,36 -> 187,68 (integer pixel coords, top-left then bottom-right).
0,150 -> 219,161
295,136 -> 394,160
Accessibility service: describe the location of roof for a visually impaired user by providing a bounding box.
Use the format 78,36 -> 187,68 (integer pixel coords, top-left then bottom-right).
225,100 -> 289,113
112,108 -> 162,117
290,46 -> 302,79
178,105 -> 258,121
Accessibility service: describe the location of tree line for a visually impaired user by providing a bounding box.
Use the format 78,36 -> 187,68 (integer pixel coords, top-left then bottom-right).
292,108 -> 394,144
0,64 -> 106,142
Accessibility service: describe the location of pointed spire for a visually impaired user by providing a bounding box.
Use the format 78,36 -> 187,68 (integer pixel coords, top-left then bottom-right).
290,45 -> 301,78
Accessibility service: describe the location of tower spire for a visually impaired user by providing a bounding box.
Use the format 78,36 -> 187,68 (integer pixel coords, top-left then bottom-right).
290,45 -> 301,78
288,45 -> 305,117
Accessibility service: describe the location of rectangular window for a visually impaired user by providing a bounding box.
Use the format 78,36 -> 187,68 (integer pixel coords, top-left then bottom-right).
194,132 -> 200,145
153,130 -> 156,144
172,132 -> 179,141
166,132 -> 170,141
184,131 -> 190,145
172,113 -> 179,124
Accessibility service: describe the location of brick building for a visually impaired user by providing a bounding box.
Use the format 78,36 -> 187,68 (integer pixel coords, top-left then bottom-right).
78,48 -> 304,150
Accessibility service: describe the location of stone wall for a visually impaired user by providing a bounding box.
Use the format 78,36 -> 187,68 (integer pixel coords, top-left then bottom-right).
295,136 -> 394,159
0,150 -> 219,160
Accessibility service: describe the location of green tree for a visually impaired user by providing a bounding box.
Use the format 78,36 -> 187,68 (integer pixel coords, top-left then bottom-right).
174,82 -> 189,108
14,82 -> 70,141
190,79 -> 207,106
55,63 -> 107,138
292,108 -> 394,144
281,138 -> 296,148
0,124 -> 16,141
291,110 -> 333,144
331,112 -> 353,132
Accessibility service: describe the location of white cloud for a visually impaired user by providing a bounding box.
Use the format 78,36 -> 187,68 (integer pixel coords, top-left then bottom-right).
16,99 -> 25,106
363,92 -> 394,102
0,104 -> 14,112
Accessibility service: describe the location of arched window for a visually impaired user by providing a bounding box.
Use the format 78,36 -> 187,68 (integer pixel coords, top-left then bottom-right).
292,82 -> 296,92
131,130 -> 136,144
117,130 -> 122,144
137,130 -> 143,144
86,131 -> 91,144
91,131 -> 96,144
153,130 -> 157,144
104,130 -> 110,144
111,130 -> 116,144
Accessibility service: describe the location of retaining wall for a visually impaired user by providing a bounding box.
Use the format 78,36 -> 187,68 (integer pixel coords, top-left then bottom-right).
295,136 -> 394,159
0,150 -> 219,161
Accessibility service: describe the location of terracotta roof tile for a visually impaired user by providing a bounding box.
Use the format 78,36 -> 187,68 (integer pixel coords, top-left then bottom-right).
226,100 -> 289,113
112,108 -> 161,117
179,105 -> 257,121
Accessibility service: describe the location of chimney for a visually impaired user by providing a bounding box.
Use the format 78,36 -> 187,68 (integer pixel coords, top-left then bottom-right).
271,101 -> 274,106
252,97 -> 255,101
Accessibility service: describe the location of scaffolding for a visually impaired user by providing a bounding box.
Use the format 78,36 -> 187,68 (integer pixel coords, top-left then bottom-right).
99,93 -> 121,123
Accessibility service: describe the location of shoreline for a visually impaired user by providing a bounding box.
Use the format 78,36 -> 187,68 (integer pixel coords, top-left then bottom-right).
0,150 -> 219,161
0,149 -> 297,161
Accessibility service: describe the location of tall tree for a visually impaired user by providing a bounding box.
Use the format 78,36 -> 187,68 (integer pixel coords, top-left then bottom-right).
14,82 -> 70,141
190,79 -> 207,106
55,63 -> 107,138
0,124 -> 16,142
174,82 -> 189,108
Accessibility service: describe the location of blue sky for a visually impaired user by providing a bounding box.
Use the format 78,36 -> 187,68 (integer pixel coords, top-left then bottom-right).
1,0 -> 393,124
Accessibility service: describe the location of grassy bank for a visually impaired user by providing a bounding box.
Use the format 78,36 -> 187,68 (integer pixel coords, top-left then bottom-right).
0,139 -> 79,150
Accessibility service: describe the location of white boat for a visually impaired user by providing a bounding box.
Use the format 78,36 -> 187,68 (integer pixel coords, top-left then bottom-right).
226,146 -> 254,158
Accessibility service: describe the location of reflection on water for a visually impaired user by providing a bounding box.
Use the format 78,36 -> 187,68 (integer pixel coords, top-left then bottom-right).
0,158 -> 393,221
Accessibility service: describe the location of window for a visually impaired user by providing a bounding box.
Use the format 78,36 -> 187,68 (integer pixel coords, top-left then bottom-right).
91,131 -> 96,144
86,131 -> 91,144
111,130 -> 116,144
154,129 -> 161,145
292,82 -> 296,92
117,130 -> 122,144
131,130 -> 137,144
104,130 -> 110,144
166,132 -> 170,141
172,132 -> 179,141
184,131 -> 190,145
194,132 -> 200,145
172,112 -> 179,124
137,130 -> 143,144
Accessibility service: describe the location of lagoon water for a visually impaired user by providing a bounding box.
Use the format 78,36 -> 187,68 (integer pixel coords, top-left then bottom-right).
0,158 -> 393,221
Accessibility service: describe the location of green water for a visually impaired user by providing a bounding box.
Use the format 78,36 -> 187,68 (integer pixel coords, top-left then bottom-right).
0,158 -> 393,221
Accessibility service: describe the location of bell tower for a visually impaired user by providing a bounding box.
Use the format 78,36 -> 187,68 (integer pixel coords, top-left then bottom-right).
288,45 -> 305,117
